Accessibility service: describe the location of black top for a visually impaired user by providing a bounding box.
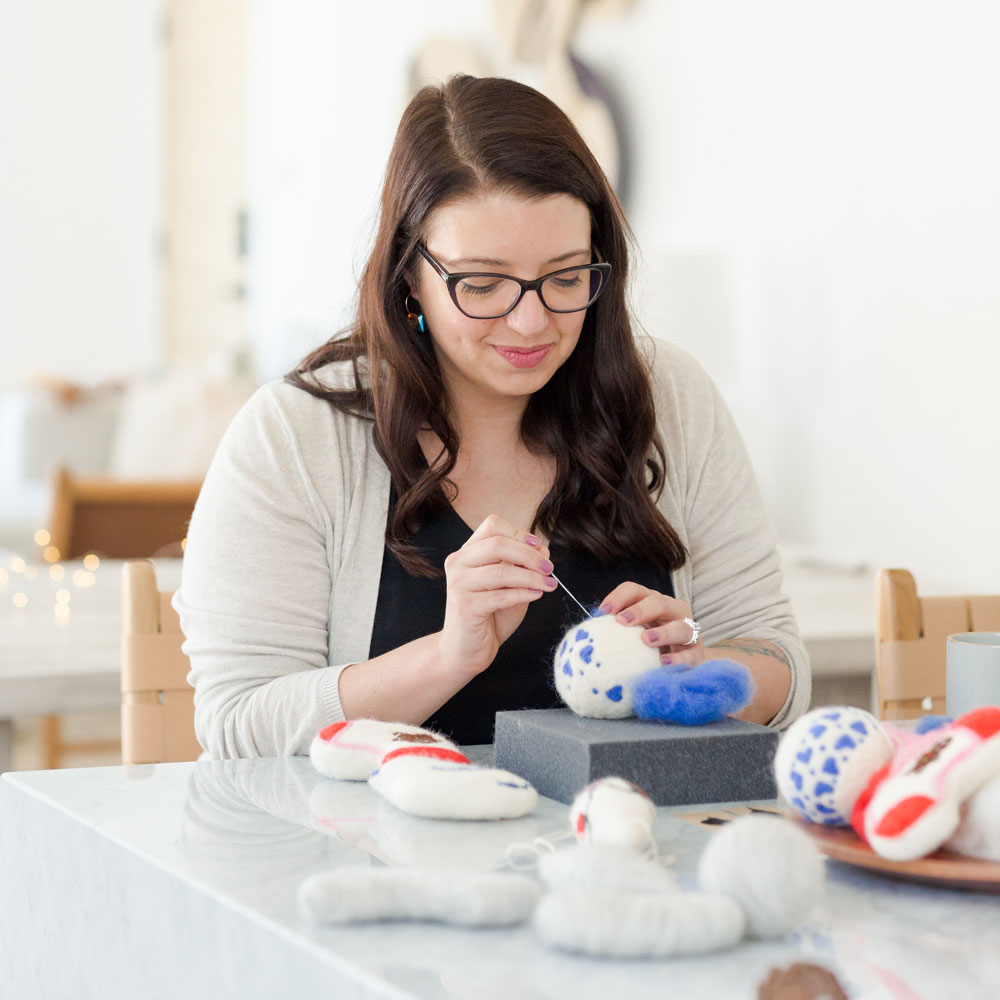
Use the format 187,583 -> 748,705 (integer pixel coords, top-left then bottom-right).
368,490 -> 675,745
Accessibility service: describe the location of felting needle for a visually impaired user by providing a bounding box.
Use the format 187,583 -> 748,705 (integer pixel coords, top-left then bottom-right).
550,573 -> 593,619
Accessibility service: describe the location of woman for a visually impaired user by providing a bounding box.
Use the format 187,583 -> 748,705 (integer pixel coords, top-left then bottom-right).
175,75 -> 809,758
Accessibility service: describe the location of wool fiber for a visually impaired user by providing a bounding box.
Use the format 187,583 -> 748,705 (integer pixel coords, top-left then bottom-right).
631,659 -> 754,725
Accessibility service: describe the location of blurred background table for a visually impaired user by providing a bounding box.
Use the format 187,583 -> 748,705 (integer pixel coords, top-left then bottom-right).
0,556 -> 182,772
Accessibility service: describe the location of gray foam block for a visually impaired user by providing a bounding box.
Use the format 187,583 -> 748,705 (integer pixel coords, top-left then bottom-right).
494,708 -> 778,806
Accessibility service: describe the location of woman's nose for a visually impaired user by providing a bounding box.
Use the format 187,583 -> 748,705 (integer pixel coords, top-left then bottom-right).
505,289 -> 548,337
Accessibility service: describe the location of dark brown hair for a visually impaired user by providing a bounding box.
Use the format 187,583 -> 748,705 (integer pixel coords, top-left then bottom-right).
286,75 -> 686,576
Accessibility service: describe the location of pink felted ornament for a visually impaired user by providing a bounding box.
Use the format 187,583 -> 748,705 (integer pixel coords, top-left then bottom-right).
858,706 -> 1000,861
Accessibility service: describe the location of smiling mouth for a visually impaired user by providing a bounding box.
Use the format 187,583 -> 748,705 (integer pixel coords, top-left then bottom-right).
491,345 -> 553,369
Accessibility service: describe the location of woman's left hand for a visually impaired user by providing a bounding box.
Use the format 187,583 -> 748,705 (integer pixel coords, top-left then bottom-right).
598,581 -> 706,665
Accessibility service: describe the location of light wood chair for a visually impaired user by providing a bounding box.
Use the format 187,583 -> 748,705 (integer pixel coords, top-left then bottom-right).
40,467 -> 201,767
48,465 -> 202,560
875,568 -> 1000,720
120,560 -> 202,765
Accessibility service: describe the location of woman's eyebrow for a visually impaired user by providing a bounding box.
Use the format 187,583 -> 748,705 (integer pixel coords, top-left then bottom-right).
445,248 -> 592,268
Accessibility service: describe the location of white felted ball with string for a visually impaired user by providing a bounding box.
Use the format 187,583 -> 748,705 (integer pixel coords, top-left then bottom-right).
697,815 -> 825,939
774,706 -> 893,826
570,777 -> 657,853
554,614 -> 661,719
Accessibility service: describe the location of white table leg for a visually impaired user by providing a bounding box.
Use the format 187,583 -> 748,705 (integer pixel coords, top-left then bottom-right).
0,718 -> 13,774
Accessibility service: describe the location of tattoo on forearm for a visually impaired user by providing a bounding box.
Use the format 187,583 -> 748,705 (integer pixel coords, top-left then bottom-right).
713,639 -> 790,669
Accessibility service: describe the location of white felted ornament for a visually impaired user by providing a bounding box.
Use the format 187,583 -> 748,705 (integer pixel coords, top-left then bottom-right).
697,815 -> 825,939
570,776 -> 657,853
775,706 -> 893,826
368,747 -> 538,820
947,771 -> 1000,861
554,614 -> 660,718
863,707 -> 1000,861
533,889 -> 745,958
310,718 -> 457,780
538,844 -> 676,894
299,868 -> 540,926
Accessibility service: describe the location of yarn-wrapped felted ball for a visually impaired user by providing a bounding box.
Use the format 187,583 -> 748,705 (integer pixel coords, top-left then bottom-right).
697,815 -> 825,938
554,614 -> 661,719
774,706 -> 893,826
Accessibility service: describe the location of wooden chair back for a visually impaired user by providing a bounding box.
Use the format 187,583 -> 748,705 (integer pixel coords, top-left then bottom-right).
875,568 -> 1000,720
121,560 -> 202,764
48,466 -> 202,560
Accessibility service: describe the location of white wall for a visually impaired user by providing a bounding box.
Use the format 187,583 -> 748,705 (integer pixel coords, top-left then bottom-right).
0,0 -> 164,389
246,1 -> 1000,592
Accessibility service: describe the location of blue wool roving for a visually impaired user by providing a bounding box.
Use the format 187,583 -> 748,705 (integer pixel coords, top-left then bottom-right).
914,714 -> 953,735
631,660 -> 755,726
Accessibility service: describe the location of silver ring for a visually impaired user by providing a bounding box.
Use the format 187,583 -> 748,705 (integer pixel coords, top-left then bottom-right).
681,617 -> 701,646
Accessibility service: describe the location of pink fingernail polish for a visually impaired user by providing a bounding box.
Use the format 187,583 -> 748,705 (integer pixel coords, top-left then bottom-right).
618,611 -> 634,623
645,631 -> 660,644
661,654 -> 673,665
539,559 -> 554,574
525,534 -> 541,547
598,603 -> 612,615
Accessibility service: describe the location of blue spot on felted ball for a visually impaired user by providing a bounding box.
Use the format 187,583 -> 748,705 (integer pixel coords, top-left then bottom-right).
796,748 -> 813,764
559,640 -> 567,656
792,797 -> 805,810
834,734 -> 856,750
810,724 -> 827,738
592,688 -> 598,694
823,711 -> 842,721
575,629 -> 589,642
823,757 -> 839,775
580,644 -> 594,664
791,771 -> 803,790
814,782 -> 834,797
815,803 -> 836,814
561,661 -> 573,677
605,686 -> 623,702
850,720 -> 868,735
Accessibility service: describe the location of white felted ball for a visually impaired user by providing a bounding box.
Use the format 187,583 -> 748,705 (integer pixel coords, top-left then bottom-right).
299,868 -> 541,926
570,776 -> 657,853
310,719 -> 457,780
538,844 -> 676,894
947,771 -> 1000,861
554,614 -> 661,718
368,751 -> 538,820
697,815 -> 825,939
774,706 -> 893,826
533,889 -> 745,958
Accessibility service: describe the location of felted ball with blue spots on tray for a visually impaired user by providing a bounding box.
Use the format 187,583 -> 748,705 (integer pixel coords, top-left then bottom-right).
553,612 -> 755,725
774,706 -> 894,826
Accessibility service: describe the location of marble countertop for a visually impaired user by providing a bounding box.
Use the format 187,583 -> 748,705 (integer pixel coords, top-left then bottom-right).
2,754 -> 998,1000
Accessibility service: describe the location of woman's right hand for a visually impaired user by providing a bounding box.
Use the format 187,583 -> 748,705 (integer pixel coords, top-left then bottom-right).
438,514 -> 557,678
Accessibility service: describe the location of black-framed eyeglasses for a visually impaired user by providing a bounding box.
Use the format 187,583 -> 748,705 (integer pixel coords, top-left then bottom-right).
417,244 -> 612,320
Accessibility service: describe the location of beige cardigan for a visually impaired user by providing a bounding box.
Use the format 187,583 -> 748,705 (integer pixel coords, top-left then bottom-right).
174,338 -> 810,757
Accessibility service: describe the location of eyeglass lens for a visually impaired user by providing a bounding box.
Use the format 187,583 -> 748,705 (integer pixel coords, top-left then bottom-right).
455,266 -> 605,318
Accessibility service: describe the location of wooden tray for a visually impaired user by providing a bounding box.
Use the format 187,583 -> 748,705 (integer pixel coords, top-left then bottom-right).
790,816 -> 1000,893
